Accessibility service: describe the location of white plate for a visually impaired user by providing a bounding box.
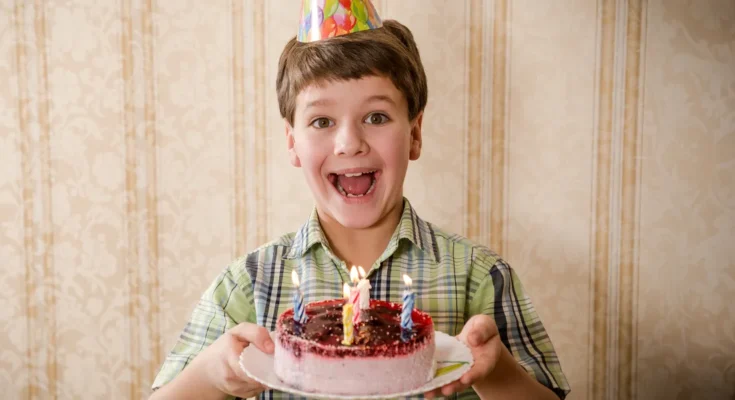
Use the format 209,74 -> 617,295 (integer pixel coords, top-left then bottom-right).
239,331 -> 474,399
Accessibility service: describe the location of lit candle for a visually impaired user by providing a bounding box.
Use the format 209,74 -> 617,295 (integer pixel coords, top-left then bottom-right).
341,283 -> 354,345
401,274 -> 414,342
349,266 -> 361,323
356,266 -> 371,311
291,270 -> 307,325
349,266 -> 360,289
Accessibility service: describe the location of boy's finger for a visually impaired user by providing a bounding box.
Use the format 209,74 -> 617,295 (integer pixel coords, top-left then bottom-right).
469,331 -> 485,347
441,380 -> 469,396
230,382 -> 269,398
460,358 -> 489,385
227,347 -> 253,381
229,323 -> 275,354
457,315 -> 496,347
468,316 -> 496,346
441,383 -> 454,396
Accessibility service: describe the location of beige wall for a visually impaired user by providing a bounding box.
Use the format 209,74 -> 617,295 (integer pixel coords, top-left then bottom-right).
1,0 -> 733,399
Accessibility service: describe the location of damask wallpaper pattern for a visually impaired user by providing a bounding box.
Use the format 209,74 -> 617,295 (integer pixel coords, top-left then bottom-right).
1,0 -> 733,399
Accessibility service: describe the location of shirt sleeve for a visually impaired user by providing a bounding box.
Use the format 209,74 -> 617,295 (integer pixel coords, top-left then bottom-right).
151,257 -> 258,391
466,252 -> 571,399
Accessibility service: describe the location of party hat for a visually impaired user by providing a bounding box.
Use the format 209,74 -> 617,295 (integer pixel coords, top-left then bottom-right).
298,0 -> 383,43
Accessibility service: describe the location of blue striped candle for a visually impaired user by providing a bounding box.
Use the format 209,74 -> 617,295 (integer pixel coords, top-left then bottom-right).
401,274 -> 414,341
292,270 -> 307,325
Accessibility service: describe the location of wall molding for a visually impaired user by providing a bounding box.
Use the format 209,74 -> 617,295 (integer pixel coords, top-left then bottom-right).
465,0 -> 509,252
120,0 -> 139,396
35,2 -> 57,395
141,0 -> 162,388
618,1 -> 645,398
15,0 -> 58,397
489,0 -> 509,254
465,0 -> 484,243
234,0 -> 267,252
122,0 -> 161,397
232,0 -> 248,256
253,0 -> 268,246
590,0 -> 615,396
14,1 -> 33,396
591,0 -> 645,398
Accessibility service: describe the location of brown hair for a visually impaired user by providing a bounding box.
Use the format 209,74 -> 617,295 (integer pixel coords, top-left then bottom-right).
276,20 -> 428,126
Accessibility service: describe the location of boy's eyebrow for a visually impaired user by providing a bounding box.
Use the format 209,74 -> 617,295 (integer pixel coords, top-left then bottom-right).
303,95 -> 396,110
304,98 -> 335,110
365,95 -> 397,106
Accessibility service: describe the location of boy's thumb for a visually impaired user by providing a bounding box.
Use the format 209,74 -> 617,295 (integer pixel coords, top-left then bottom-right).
463,315 -> 495,347
230,323 -> 275,354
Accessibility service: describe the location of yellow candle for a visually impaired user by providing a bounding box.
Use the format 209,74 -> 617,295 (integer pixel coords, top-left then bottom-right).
342,283 -> 354,345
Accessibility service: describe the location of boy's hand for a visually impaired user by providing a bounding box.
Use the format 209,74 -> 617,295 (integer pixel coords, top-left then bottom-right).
424,315 -> 502,399
192,322 -> 274,399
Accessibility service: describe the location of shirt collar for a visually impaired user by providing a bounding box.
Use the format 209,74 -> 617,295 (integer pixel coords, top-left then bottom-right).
285,207 -> 332,260
285,198 -> 441,263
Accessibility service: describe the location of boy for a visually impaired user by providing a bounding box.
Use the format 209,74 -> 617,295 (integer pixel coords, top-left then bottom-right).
151,1 -> 569,399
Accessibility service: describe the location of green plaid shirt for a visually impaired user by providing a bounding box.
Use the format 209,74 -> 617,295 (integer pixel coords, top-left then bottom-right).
152,198 -> 570,399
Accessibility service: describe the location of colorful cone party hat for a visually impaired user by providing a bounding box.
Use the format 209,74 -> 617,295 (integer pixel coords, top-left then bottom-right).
298,0 -> 383,43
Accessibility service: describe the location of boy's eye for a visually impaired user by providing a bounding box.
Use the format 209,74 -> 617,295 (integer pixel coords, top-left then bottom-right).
365,113 -> 390,125
310,118 -> 334,129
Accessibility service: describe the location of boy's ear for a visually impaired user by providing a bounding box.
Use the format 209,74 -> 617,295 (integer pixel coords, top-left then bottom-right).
285,121 -> 301,168
409,112 -> 423,161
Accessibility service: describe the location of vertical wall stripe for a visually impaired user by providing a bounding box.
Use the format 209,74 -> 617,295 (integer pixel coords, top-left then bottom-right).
618,1 -> 645,399
465,0 -> 483,242
592,1 -> 645,398
591,0 -> 616,398
607,2 -> 627,396
34,0 -> 57,397
232,0 -> 247,257
142,0 -> 161,381
253,0 -> 267,245
501,1 -> 512,252
489,0 -> 508,254
120,0 -> 141,397
14,1 -> 34,397
479,0 -> 493,246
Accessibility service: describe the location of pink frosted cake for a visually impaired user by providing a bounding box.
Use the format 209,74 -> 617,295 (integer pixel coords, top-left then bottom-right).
274,299 -> 436,396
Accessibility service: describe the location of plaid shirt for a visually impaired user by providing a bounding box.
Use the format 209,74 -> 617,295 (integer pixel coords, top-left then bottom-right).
152,198 -> 570,399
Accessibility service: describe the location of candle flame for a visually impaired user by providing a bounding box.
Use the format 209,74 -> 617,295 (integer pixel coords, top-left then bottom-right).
357,266 -> 366,279
350,266 -> 359,284
403,274 -> 412,286
292,270 -> 300,287
343,283 -> 351,299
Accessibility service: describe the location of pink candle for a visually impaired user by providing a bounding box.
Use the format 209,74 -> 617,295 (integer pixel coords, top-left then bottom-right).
349,266 -> 361,323
356,266 -> 371,310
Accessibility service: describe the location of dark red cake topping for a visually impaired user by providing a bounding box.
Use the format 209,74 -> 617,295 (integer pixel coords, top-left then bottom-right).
277,299 -> 434,358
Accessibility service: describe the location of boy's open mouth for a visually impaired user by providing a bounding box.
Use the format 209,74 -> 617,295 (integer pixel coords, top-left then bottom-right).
328,170 -> 377,198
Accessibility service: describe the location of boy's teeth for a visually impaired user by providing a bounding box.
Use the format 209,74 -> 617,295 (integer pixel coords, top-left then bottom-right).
365,178 -> 376,195
341,170 -> 376,178
336,182 -> 347,196
334,175 -> 376,197
335,175 -> 376,198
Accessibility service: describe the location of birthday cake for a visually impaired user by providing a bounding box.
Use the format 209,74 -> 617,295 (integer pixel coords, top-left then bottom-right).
274,298 -> 436,395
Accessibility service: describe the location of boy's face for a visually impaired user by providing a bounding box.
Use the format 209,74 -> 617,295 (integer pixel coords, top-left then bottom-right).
286,75 -> 423,230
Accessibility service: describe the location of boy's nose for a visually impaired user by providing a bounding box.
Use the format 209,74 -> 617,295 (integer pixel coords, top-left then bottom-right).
334,124 -> 368,157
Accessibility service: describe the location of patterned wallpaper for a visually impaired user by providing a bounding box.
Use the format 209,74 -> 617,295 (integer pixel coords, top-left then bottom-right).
1,0 -> 733,399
